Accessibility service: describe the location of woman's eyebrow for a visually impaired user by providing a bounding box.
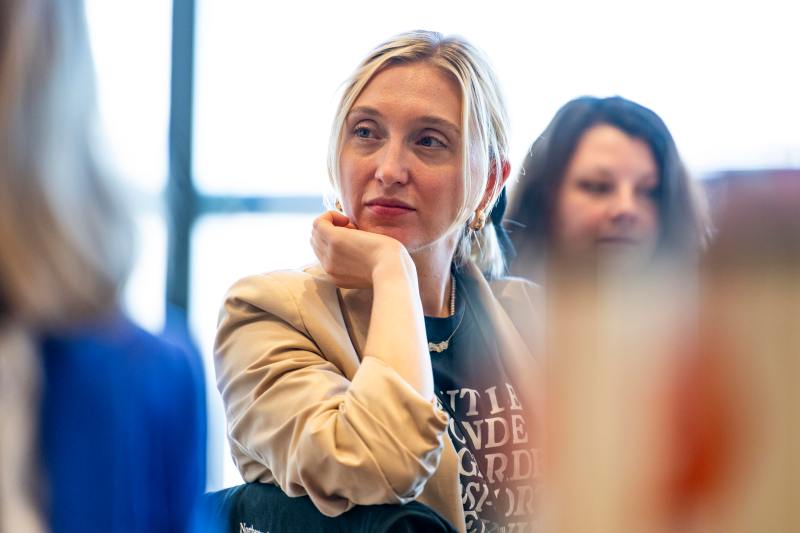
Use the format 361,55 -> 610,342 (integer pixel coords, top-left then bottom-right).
348,106 -> 382,120
417,116 -> 461,137
578,167 -> 615,179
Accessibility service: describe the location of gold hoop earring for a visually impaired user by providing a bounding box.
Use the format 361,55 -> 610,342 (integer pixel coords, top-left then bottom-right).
469,209 -> 486,231
334,199 -> 344,213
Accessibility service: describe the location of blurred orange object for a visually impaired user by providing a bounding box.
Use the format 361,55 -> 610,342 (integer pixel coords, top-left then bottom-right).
540,170 -> 799,532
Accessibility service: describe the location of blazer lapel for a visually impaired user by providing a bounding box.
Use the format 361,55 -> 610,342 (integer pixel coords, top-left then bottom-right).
462,263 -> 545,425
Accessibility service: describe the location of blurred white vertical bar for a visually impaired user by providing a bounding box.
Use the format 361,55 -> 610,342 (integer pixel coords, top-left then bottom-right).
125,214 -> 168,332
84,0 -> 172,193
84,0 -> 173,331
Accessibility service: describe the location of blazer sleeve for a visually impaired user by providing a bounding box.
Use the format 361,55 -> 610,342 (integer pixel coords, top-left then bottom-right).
214,272 -> 448,517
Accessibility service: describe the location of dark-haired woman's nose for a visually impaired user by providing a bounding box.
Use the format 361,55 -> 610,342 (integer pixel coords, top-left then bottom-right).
609,186 -> 639,228
374,140 -> 410,187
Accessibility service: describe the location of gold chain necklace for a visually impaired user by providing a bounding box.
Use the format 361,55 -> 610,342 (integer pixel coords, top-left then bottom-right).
428,275 -> 463,353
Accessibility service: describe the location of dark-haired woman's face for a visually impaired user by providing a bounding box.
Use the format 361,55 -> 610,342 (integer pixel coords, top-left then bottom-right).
554,124 -> 660,268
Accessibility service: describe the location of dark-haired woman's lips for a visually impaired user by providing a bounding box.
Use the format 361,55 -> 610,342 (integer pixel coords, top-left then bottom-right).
596,236 -> 639,246
365,199 -> 415,217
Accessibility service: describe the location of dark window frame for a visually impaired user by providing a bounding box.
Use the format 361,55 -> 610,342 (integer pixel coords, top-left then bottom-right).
166,0 -> 321,330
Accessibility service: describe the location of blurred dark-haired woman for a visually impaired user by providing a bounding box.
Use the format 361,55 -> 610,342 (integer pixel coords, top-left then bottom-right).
506,96 -> 710,280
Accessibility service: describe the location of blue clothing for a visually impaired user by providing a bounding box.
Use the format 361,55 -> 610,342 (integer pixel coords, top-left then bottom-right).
39,314 -> 206,533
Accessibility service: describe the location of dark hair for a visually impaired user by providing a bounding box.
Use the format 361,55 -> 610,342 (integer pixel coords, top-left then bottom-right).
505,96 -> 709,275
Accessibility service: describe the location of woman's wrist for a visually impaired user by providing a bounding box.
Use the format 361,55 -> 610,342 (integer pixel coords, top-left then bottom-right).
370,243 -> 417,287
365,245 -> 432,399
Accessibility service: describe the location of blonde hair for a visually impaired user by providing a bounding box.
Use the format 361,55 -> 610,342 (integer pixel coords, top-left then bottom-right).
327,30 -> 510,278
0,0 -> 133,326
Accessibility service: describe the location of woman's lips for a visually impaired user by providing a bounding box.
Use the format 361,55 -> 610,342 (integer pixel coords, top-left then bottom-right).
596,236 -> 639,246
365,200 -> 415,217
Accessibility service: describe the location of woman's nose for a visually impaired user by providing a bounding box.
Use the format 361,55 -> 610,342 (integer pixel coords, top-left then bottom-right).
374,140 -> 410,186
609,187 -> 639,226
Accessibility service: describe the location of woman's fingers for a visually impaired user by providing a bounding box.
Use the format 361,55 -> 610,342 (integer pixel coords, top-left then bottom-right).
311,213 -> 335,248
329,211 -> 352,227
314,210 -> 351,228
312,211 -> 352,243
311,212 -> 347,274
310,210 -> 405,288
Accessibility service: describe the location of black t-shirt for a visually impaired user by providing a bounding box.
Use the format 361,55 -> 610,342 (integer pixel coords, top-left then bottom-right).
425,272 -> 540,532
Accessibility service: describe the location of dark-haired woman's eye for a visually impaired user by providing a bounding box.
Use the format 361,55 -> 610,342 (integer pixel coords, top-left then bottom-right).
637,183 -> 658,198
579,180 -> 611,194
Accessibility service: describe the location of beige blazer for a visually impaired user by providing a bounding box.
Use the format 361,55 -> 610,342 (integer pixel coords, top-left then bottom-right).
214,261 -> 543,532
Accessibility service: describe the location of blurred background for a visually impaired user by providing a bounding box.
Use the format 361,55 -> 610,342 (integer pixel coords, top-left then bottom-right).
83,0 -> 800,489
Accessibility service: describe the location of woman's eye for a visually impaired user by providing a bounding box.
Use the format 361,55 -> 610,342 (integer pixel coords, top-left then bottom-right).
637,179 -> 659,198
579,180 -> 611,194
418,135 -> 446,148
637,185 -> 657,198
354,126 -> 373,138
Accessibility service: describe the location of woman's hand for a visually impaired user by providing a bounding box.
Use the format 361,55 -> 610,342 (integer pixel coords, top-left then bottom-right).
311,211 -> 413,288
311,210 -> 432,398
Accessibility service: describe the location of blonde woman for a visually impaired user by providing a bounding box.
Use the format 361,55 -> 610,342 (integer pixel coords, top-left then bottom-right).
215,31 -> 542,532
0,0 -> 205,530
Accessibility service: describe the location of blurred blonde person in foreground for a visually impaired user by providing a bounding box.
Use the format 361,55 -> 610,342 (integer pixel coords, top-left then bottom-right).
0,1 -> 206,531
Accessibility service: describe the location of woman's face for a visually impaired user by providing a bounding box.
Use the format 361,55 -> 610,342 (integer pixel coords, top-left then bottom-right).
554,123 -> 660,268
338,62 -> 465,255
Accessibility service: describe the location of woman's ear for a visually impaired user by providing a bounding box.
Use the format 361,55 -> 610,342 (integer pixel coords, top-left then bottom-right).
479,160 -> 512,209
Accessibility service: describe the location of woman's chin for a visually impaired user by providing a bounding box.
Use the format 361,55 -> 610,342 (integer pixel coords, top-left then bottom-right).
554,243 -> 655,276
356,223 -> 415,248
596,246 -> 653,274
354,219 -> 459,260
